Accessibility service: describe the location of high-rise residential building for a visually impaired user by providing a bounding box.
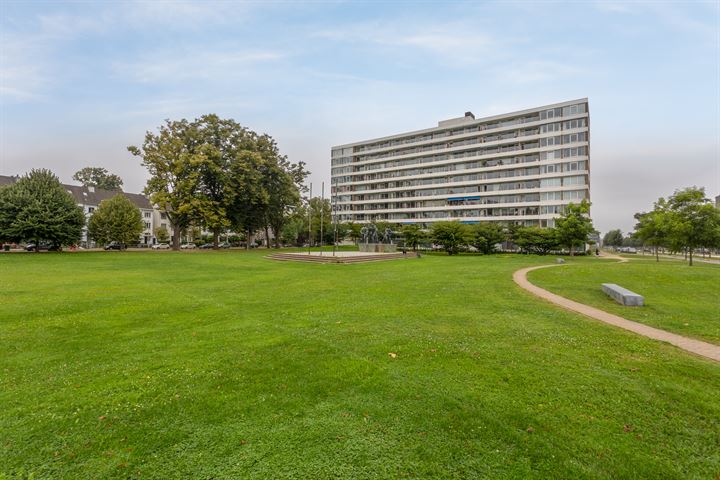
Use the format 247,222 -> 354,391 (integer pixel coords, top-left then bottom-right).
330,99 -> 590,228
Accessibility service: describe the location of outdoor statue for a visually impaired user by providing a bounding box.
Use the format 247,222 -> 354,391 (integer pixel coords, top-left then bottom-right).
382,228 -> 394,244
367,223 -> 378,243
360,225 -> 369,244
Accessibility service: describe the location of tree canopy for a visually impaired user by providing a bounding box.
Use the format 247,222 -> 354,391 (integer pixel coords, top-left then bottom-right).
469,222 -> 506,254
602,229 -> 624,247
555,200 -> 595,256
87,194 -> 144,247
0,169 -> 85,248
73,167 -> 123,191
430,221 -> 472,255
129,114 -> 308,250
633,187 -> 719,265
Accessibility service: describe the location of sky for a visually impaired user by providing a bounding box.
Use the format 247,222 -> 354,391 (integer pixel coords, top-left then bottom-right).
1,0 -> 718,234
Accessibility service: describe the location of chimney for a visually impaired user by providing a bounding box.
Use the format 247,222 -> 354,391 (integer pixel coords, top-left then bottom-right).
88,186 -> 95,193
465,111 -> 475,119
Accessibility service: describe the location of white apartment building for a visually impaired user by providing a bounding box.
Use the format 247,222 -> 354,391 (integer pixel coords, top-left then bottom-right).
331,99 -> 590,228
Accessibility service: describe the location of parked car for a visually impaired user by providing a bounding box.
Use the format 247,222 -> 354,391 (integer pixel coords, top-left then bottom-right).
152,243 -> 170,250
199,243 -> 214,249
25,242 -> 58,252
180,243 -> 197,249
218,242 -> 231,249
104,241 -> 124,251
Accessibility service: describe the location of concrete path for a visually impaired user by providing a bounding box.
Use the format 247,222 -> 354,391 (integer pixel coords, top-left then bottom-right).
513,261 -> 720,363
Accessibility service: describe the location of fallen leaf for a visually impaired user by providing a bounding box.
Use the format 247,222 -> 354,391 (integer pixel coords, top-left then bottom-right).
388,352 -> 397,358
526,427 -> 535,433
624,424 -> 634,432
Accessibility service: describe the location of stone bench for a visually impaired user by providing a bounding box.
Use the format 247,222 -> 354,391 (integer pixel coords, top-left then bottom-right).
601,283 -> 644,306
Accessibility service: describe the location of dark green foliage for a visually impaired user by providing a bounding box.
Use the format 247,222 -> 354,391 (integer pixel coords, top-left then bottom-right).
400,224 -> 425,251
602,229 -> 624,247
513,226 -> 560,255
72,167 -> 124,191
0,169 -> 84,247
87,194 -> 144,247
129,114 -> 308,250
555,199 -> 595,256
430,221 -> 472,255
469,222 -> 506,254
634,187 -> 720,265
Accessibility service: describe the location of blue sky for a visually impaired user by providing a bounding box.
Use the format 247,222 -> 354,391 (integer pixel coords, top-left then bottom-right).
1,0 -> 718,233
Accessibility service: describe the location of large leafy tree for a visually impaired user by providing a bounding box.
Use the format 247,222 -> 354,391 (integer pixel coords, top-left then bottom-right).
665,187 -> 720,266
470,222 -> 505,254
128,119 -> 212,250
0,169 -> 84,249
87,194 -> 144,248
430,221 -> 471,255
555,199 -> 595,256
72,167 -> 124,191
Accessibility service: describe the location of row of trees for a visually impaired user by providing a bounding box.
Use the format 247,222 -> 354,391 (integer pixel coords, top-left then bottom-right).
632,187 -> 719,266
426,200 -> 595,255
276,199 -> 594,256
128,114 -> 308,250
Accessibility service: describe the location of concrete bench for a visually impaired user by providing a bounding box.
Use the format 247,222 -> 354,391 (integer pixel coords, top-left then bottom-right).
601,283 -> 644,306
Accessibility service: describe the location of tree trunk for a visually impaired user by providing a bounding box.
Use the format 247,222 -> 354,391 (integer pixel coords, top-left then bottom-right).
172,225 -> 181,250
264,226 -> 271,249
655,245 -> 659,262
689,248 -> 693,266
212,228 -> 219,249
246,230 -> 251,250
569,244 -> 574,256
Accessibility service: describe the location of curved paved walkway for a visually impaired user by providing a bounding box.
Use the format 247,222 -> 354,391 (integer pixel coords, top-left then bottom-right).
513,259 -> 720,363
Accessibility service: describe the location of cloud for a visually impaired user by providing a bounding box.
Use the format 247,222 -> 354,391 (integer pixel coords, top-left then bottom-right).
495,60 -> 585,84
113,49 -> 284,84
313,21 -> 500,65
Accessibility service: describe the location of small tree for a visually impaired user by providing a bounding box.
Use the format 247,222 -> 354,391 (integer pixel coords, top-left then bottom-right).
87,194 -> 144,248
665,187 -> 720,266
0,169 -> 84,250
470,222 -> 505,254
602,229 -> 623,248
73,167 -> 124,191
430,221 -> 471,255
555,200 -> 594,256
513,226 -> 559,255
400,224 -> 425,251
154,227 -> 170,243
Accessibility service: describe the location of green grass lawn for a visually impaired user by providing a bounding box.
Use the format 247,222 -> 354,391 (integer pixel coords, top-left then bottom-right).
1,251 -> 719,479
529,256 -> 720,345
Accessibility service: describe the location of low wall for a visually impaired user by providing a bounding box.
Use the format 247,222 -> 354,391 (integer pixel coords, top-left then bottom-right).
358,243 -> 397,253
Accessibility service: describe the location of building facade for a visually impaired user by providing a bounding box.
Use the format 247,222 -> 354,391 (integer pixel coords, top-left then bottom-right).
331,99 -> 590,228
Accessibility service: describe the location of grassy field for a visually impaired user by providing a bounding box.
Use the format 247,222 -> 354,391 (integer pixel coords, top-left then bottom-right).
529,256 -> 720,345
1,250 -> 719,479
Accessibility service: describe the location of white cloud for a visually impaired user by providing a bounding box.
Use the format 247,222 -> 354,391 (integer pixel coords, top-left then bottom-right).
113,49 -> 284,84
314,21 -> 501,65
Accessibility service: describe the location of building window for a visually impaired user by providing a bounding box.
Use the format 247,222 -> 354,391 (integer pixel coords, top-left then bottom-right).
145,222 -> 151,229
88,207 -> 95,213
160,213 -> 167,220
144,212 -> 151,218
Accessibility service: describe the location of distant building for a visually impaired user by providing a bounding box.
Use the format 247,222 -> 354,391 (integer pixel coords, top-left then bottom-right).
331,99 -> 591,228
0,175 -> 156,247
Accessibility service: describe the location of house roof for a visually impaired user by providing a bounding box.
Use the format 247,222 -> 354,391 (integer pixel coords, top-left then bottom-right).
0,175 -> 152,209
